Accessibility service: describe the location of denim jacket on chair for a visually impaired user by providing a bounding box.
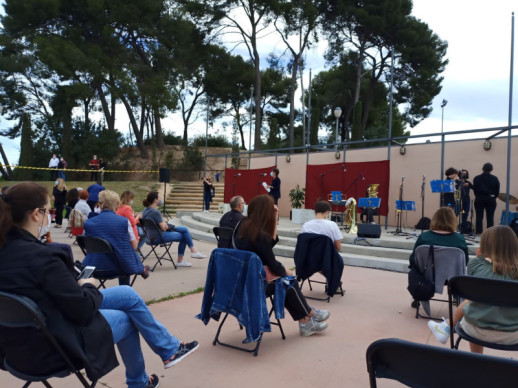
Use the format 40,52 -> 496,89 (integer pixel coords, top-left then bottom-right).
196,248 -> 271,343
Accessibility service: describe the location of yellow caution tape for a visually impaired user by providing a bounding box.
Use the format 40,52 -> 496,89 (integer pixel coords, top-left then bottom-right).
0,164 -> 159,173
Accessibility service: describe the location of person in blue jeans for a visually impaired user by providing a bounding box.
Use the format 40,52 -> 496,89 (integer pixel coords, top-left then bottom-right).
0,182 -> 199,388
141,191 -> 207,267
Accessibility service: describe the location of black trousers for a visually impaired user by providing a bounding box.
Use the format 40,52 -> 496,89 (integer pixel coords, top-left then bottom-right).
474,197 -> 497,234
54,202 -> 65,226
266,281 -> 311,321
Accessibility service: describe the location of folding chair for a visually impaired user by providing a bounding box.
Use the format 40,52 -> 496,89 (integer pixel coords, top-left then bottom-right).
76,235 -> 138,288
366,338 -> 518,388
413,245 -> 466,319
213,226 -> 233,248
448,275 -> 518,351
198,248 -> 285,357
140,218 -> 176,271
0,291 -> 97,388
294,233 -> 344,302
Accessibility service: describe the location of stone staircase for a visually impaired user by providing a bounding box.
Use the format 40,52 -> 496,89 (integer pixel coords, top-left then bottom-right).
165,181 -> 225,214
177,211 -> 479,273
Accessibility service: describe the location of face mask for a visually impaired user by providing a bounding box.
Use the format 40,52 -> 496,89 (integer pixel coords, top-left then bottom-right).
39,214 -> 51,238
130,200 -> 134,206
157,199 -> 163,206
55,180 -> 59,185
270,172 -> 274,177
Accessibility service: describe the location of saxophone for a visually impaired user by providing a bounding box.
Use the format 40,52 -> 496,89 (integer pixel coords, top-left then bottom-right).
367,184 -> 379,198
344,197 -> 357,234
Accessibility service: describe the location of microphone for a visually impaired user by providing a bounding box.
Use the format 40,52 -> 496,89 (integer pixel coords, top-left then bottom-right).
360,173 -> 365,180
422,174 -> 425,180
258,173 -> 268,176
234,173 -> 241,177
342,164 -> 346,172
402,176 -> 406,181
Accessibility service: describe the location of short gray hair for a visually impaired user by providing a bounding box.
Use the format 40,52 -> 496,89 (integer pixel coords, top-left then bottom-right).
230,195 -> 244,209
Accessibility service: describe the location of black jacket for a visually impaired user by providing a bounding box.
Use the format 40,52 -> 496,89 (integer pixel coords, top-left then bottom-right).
473,173 -> 500,201
293,233 -> 344,297
0,228 -> 118,380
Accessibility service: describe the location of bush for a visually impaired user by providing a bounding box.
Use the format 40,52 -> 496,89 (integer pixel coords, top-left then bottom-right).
191,135 -> 232,148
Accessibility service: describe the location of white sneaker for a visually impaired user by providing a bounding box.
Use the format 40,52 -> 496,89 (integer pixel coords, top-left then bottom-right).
428,318 -> 449,344
190,251 -> 207,259
299,317 -> 328,337
176,261 -> 192,267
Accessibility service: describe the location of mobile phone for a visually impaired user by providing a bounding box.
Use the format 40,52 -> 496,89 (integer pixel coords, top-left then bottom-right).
77,266 -> 96,280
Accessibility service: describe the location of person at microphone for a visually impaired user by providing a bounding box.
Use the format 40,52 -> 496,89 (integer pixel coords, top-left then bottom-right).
442,167 -> 460,214
267,168 -> 281,205
458,169 -> 473,234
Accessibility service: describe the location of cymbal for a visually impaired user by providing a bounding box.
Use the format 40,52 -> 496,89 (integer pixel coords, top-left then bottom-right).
498,193 -> 518,204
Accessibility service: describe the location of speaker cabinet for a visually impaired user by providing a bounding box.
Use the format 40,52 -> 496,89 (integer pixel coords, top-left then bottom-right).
159,168 -> 170,183
357,223 -> 381,238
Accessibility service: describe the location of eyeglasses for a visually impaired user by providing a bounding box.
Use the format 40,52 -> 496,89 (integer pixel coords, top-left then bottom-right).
38,208 -> 49,215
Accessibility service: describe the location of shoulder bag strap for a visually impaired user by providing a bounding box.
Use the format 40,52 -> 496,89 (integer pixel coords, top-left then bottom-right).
231,219 -> 243,250
429,245 -> 436,285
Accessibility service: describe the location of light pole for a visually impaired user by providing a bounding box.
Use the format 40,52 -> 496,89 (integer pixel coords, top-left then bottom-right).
248,85 -> 254,169
334,107 -> 342,150
440,99 -> 448,181
204,99 -> 209,178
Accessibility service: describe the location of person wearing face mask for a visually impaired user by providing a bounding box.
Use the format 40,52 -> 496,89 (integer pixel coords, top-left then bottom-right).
141,191 -> 206,267
267,168 -> 281,205
0,182 -> 199,388
52,178 -> 67,228
117,190 -> 142,248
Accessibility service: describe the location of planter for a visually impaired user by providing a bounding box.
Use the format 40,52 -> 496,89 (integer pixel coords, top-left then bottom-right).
291,209 -> 314,224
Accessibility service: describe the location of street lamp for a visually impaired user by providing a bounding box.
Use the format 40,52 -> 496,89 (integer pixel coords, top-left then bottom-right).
333,107 -> 342,150
440,99 -> 447,180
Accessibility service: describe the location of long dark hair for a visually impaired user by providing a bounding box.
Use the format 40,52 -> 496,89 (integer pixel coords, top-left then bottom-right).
143,191 -> 158,207
0,182 -> 49,246
238,194 -> 276,246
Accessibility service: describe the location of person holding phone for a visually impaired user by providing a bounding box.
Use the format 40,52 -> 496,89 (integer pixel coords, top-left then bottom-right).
0,182 -> 199,388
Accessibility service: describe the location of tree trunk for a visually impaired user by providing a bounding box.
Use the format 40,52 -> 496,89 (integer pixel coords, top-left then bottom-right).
120,94 -> 148,158
96,85 -> 114,132
0,143 -> 13,180
154,106 -> 165,149
288,55 -> 299,150
253,40 -> 262,150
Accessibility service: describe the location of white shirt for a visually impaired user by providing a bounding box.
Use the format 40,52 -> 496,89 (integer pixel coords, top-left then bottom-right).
74,199 -> 91,219
302,219 -> 343,243
49,157 -> 59,168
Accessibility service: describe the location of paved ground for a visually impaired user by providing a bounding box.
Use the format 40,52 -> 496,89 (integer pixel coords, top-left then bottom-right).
0,218 -> 510,388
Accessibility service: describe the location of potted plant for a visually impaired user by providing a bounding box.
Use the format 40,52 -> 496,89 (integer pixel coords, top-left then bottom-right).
289,185 -> 313,224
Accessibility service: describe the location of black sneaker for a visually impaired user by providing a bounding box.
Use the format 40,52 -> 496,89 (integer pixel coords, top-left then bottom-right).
164,341 -> 199,369
145,374 -> 159,388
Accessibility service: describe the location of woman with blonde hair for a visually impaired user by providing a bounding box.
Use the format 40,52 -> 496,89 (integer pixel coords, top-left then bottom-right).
429,225 -> 518,353
408,207 -> 469,268
117,190 -> 142,246
52,177 -> 67,228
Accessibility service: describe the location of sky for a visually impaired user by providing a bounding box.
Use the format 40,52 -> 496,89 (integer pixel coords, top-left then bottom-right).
1,0 -> 517,165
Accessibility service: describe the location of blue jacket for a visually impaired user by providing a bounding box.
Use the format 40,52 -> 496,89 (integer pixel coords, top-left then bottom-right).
83,210 -> 144,276
294,233 -> 344,297
197,248 -> 271,343
86,183 -> 105,202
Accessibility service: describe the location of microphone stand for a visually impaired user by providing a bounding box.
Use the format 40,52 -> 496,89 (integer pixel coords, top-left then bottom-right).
343,174 -> 364,197
320,164 -> 345,200
390,177 -> 411,236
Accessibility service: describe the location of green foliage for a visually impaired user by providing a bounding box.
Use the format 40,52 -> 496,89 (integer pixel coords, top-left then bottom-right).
177,146 -> 203,179
14,113 -> 34,180
289,185 -> 306,209
191,135 -> 232,148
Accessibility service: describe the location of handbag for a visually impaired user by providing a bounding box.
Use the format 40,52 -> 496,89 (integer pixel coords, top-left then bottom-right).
407,245 -> 435,301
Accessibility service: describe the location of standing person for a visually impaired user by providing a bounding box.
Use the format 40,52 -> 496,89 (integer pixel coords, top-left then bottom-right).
459,169 -> 473,234
52,178 -> 67,229
87,181 -> 105,211
48,153 -> 59,181
99,158 -> 107,183
428,225 -> 518,353
473,162 -> 500,235
442,167 -> 459,214
302,201 -> 343,251
65,187 -> 79,219
89,154 -> 99,181
202,176 -> 213,212
0,182 -> 199,388
215,171 -> 220,182
58,155 -> 67,180
267,168 -> 281,205
117,190 -> 142,248
233,194 -> 330,337
142,191 -> 206,267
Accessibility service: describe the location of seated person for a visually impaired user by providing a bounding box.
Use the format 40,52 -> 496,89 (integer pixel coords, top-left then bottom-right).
141,191 -> 206,267
0,182 -> 198,388
65,188 -> 79,219
117,190 -> 142,248
74,189 -> 92,219
218,195 -> 245,247
408,207 -> 469,269
428,225 -> 518,353
233,194 -> 331,337
83,190 -> 150,283
301,200 -> 342,251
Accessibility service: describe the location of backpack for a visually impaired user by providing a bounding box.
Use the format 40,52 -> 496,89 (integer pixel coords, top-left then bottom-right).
68,209 -> 86,236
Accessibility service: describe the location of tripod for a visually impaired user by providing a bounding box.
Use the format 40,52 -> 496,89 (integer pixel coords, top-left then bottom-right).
160,181 -> 172,220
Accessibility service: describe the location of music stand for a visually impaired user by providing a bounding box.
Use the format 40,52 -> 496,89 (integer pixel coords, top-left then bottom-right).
329,191 -> 345,225
430,179 -> 455,205
358,197 -> 381,224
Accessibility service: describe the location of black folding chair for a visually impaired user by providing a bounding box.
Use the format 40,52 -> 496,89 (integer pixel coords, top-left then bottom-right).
140,218 -> 177,271
213,226 -> 233,248
366,338 -> 518,388
76,235 -> 138,288
0,291 -> 97,387
448,275 -> 518,351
